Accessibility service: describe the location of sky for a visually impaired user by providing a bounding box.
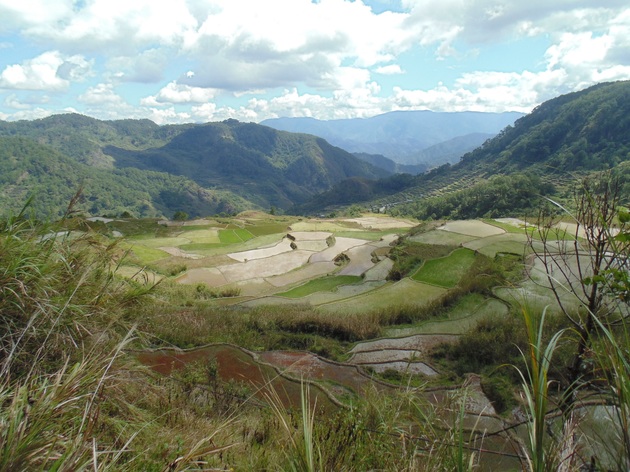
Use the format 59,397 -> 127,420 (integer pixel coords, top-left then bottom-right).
0,0 -> 629,124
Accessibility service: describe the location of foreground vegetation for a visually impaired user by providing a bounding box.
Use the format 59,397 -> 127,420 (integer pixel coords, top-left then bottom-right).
2,170 -> 630,470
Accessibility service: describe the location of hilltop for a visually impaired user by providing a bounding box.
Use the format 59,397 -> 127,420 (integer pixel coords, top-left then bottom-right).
105,119 -> 389,209
0,116 -> 388,218
294,80 -> 630,216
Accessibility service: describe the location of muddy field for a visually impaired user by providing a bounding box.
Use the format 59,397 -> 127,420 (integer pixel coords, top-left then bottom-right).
127,213 -> 550,470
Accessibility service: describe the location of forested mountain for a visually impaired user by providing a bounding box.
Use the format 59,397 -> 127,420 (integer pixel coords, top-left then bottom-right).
293,80 -> 630,217
0,113 -> 192,168
459,81 -> 630,172
0,137 -> 251,218
104,119 -> 389,209
0,114 -> 388,217
261,111 -> 522,164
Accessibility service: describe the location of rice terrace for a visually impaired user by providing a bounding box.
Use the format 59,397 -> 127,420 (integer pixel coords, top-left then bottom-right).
5,188 -> 628,470
2,4 -> 630,467
88,210 -> 606,470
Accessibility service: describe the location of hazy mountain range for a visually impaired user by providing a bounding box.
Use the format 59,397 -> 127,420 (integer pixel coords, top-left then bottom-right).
261,110 -> 523,166
293,80 -> 630,214
1,81 -> 629,219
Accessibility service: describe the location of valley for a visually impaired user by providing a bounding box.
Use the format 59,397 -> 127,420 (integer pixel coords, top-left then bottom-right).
86,210 -> 615,469
2,81 -> 630,470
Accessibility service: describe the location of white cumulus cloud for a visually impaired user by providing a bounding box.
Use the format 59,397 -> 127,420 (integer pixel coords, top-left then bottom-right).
375,64 -> 404,75
78,83 -> 125,105
0,51 -> 92,91
141,81 -> 219,106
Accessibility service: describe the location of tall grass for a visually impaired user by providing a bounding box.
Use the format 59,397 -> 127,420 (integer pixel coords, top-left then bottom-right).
0,209 -> 237,470
0,335 -> 138,471
590,315 -> 630,469
515,304 -> 566,472
266,381 -> 320,472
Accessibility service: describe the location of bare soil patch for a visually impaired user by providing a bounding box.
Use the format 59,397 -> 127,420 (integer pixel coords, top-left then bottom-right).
176,268 -> 228,286
351,349 -> 425,364
342,216 -> 417,229
376,233 -> 399,245
363,258 -> 394,281
338,244 -> 378,276
350,334 -> 458,357
289,221 -> 362,232
293,240 -> 329,252
309,237 -> 369,263
159,246 -> 202,259
438,220 -> 505,238
288,231 -> 332,241
348,335 -> 457,376
226,278 -> 277,297
365,361 -> 439,376
265,261 -> 337,288
219,250 -> 313,283
227,237 -> 293,262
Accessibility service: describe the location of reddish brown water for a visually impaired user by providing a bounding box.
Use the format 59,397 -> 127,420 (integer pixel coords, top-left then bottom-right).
136,344 -> 336,411
258,350 -> 391,396
136,344 -> 522,470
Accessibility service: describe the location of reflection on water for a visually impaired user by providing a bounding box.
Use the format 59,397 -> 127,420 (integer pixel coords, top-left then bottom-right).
136,344 -> 523,470
137,344 -> 340,412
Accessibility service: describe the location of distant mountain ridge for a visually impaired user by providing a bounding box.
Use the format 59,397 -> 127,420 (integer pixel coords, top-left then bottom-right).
0,115 -> 389,218
292,80 -> 630,215
104,120 -> 389,209
406,132 -> 495,167
261,111 -> 523,164
351,153 -> 428,175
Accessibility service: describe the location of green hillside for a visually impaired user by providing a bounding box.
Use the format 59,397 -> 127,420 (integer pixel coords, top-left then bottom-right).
0,136 -> 252,218
459,80 -> 630,172
0,113 -> 192,168
105,119 -> 390,209
0,115 -> 389,216
294,80 -> 630,217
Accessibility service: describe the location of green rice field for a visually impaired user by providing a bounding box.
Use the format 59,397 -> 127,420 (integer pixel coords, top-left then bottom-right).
218,228 -> 255,244
318,278 -> 447,314
276,275 -> 362,298
412,247 -> 477,288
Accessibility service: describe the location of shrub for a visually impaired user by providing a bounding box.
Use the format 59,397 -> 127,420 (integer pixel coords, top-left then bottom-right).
445,314 -> 526,375
173,210 -> 189,221
481,374 -> 517,414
